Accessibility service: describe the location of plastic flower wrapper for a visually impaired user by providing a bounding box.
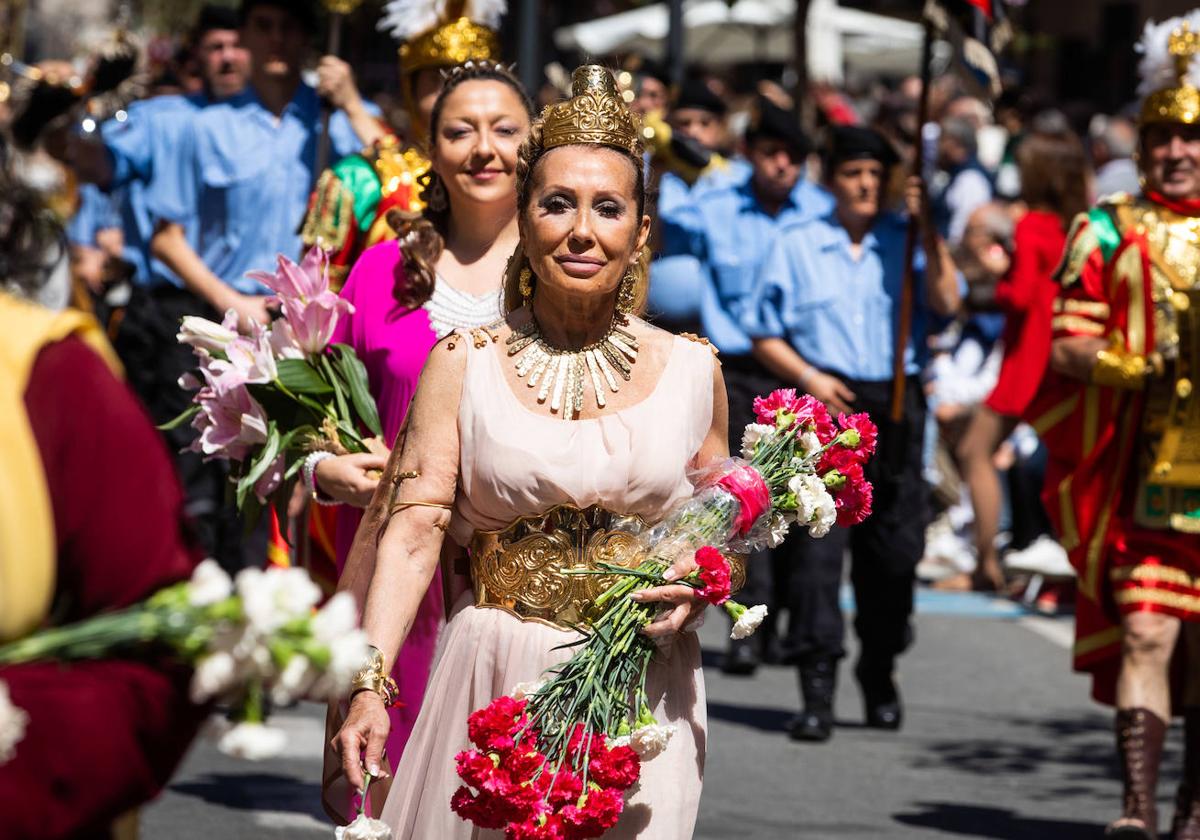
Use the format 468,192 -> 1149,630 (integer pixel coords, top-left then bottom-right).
451,390 -> 878,836
0,561 -> 369,763
163,246 -> 382,526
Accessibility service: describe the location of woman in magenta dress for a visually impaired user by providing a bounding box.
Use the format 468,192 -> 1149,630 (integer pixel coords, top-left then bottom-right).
311,62 -> 533,816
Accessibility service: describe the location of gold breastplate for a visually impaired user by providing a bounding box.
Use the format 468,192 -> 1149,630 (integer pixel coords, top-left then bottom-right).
1122,203 -> 1200,357
469,505 -> 650,629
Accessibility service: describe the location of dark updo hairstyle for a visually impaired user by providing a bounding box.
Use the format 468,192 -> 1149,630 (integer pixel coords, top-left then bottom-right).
0,135 -> 67,298
500,119 -> 651,314
387,60 -> 534,310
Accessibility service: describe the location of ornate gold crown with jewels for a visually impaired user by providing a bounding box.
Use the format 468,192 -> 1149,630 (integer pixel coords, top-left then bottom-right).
1141,18 -> 1200,125
541,65 -> 644,158
399,15 -> 500,75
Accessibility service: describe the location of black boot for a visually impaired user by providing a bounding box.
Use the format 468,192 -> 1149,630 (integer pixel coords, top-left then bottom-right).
854,656 -> 902,731
1107,708 -> 1166,839
721,637 -> 759,676
789,656 -> 837,742
1171,708 -> 1200,840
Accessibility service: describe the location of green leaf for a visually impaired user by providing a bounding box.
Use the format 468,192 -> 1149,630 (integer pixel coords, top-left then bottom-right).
331,343 -> 382,437
158,403 -> 201,431
276,358 -> 334,395
318,353 -> 351,423
237,422 -> 281,508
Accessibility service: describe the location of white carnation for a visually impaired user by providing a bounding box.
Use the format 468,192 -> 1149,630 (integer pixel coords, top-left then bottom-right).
0,680 -> 28,765
188,559 -> 234,607
236,566 -> 321,634
190,651 -> 239,703
629,722 -> 676,760
807,487 -> 837,539
271,654 -> 318,706
799,431 -> 822,458
335,814 -> 394,840
217,722 -> 288,761
765,511 -> 790,548
510,679 -> 548,701
731,604 -> 769,640
739,423 -> 776,460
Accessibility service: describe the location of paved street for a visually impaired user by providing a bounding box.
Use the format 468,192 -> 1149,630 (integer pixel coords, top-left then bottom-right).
142,590 -> 1157,839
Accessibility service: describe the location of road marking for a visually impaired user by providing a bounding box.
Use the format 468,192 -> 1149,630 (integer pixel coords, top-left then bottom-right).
250,810 -> 331,833
1018,614 -> 1074,650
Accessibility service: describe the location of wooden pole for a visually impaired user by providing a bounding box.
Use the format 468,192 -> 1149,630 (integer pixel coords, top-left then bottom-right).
667,0 -> 685,86
314,11 -> 344,184
889,19 -> 934,423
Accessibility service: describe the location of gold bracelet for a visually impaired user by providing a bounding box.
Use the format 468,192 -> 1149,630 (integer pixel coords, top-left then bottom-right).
1092,346 -> 1150,390
350,646 -> 400,707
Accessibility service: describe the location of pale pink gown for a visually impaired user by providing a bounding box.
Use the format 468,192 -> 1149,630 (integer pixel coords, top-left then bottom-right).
380,333 -> 715,838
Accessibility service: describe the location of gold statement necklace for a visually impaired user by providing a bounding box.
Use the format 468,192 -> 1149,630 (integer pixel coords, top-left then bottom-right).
505,313 -> 639,417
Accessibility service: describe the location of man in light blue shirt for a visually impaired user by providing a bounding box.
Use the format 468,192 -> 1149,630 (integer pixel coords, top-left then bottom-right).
651,98 -> 831,674
150,0 -> 379,330
743,125 -> 960,743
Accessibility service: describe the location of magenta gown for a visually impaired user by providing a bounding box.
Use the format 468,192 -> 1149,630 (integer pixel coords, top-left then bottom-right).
329,240 -> 502,764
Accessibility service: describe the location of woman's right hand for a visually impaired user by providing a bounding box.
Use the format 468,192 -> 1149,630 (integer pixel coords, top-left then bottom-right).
334,691 -> 392,791
315,453 -> 389,508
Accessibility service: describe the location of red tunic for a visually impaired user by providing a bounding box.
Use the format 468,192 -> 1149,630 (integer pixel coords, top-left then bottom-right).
0,337 -> 204,840
985,209 -> 1067,418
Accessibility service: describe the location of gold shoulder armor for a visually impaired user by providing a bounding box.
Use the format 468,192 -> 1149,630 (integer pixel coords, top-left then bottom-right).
372,136 -> 431,212
1055,211 -> 1101,289
680,331 -> 720,357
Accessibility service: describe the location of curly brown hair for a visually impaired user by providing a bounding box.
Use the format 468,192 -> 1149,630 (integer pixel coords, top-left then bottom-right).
500,119 -> 651,314
386,61 -> 534,310
0,137 -> 67,297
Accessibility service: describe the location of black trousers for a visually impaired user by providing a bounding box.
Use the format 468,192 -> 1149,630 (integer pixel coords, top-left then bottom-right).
113,285 -> 266,572
776,375 -> 929,666
723,355 -> 787,648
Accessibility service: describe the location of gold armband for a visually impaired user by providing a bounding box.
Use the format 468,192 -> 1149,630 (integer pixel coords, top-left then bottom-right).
350,646 -> 399,707
1092,346 -> 1151,390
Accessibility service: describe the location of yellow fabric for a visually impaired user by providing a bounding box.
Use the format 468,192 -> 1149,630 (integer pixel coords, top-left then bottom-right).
0,292 -> 122,641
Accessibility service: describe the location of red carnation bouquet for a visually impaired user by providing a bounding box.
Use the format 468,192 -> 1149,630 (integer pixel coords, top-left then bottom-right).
450,390 -> 876,838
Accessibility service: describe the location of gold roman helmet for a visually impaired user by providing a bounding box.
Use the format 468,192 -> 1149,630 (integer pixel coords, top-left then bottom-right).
377,0 -> 504,77
539,65 -> 644,159
1138,13 -> 1200,125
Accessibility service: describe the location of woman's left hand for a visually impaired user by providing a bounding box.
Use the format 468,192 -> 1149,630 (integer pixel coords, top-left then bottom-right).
631,553 -> 707,639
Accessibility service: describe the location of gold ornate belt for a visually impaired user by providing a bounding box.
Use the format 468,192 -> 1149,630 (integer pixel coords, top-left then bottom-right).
469,505 -> 650,630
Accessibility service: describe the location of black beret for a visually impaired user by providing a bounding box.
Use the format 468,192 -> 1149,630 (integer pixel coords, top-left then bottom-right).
195,4 -> 240,37
673,79 -> 727,116
744,96 -> 811,156
239,0 -> 317,33
823,125 -> 899,169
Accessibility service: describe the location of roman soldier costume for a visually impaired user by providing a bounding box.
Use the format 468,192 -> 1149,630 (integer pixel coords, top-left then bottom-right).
1031,13 -> 1200,838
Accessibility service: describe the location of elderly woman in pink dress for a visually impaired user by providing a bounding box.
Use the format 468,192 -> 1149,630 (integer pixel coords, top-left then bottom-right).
309,62 -> 533,818
334,65 -> 729,838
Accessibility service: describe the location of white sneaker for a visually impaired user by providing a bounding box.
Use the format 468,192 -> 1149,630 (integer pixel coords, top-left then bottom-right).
1003,536 -> 1075,579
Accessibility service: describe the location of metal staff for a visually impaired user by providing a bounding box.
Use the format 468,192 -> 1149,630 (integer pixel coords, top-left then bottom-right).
315,0 -> 364,181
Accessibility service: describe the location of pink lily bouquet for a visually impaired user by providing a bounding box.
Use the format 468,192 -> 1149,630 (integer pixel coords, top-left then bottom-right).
165,248 -> 380,523
450,390 -> 876,838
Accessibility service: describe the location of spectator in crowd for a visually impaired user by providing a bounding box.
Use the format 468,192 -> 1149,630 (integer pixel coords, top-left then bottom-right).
743,126 -> 960,742
955,126 -> 1090,590
1090,113 -> 1140,197
654,97 -> 831,672
933,116 -> 994,243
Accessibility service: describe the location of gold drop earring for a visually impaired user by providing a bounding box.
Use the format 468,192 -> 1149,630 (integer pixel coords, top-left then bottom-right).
616,269 -> 636,313
519,267 -> 534,304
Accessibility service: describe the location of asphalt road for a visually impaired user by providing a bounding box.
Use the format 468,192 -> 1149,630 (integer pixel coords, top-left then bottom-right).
141,590 -> 1154,839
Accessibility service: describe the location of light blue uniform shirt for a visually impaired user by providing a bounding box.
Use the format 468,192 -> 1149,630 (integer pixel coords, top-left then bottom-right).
67,183 -> 121,247
657,156 -> 752,251
660,177 -> 832,356
104,93 -> 206,288
742,211 -> 932,380
149,83 -> 375,294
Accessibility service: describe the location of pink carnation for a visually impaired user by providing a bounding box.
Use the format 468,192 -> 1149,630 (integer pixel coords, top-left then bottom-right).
833,463 -> 873,527
837,412 -> 878,461
692,546 -> 733,606
795,395 -> 837,443
752,388 -> 803,425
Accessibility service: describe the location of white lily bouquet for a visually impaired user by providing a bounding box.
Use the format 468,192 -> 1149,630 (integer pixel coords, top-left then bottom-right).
164,247 -> 380,524
0,561 -> 367,763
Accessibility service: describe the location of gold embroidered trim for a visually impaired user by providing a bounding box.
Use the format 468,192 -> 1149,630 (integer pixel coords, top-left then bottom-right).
1052,314 -> 1106,337
1114,586 -> 1200,612
1073,626 -> 1123,658
1112,563 -> 1199,588
1031,393 -> 1080,436
1054,299 -> 1111,319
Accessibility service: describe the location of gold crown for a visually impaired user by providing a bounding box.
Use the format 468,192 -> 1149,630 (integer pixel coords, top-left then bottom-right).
540,65 -> 644,158
1143,21 -> 1200,125
399,16 -> 500,75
